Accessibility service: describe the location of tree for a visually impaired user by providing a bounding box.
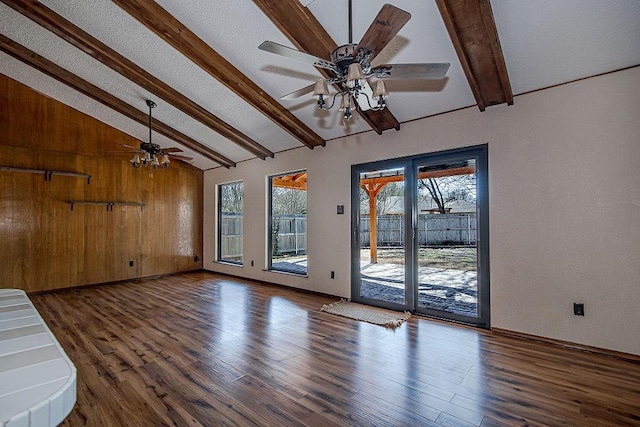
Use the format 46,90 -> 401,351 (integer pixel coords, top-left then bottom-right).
272,187 -> 307,215
359,181 -> 405,215
418,173 -> 475,214
220,182 -> 243,214
375,182 -> 404,215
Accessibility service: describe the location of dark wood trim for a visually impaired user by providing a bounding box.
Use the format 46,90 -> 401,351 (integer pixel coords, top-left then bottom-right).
112,0 -> 324,150
1,0 -> 270,160
436,0 -> 513,111
252,0 -> 401,135
26,269 -> 205,296
516,63 -> 640,97
0,35 -> 236,168
492,327 -> 640,364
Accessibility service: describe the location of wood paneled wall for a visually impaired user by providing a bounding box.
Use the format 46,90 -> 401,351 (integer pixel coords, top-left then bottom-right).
0,74 -> 203,293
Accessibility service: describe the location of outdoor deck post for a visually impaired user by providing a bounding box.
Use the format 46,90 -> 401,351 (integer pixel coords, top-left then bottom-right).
361,181 -> 388,264
369,193 -> 377,263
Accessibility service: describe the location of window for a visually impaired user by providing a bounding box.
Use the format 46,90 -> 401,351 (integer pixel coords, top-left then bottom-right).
218,181 -> 243,265
268,171 -> 307,275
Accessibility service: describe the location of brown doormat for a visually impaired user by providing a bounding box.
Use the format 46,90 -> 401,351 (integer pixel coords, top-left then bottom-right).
321,300 -> 411,329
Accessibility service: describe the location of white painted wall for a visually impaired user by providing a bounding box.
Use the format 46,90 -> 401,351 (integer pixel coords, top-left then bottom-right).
204,67 -> 640,356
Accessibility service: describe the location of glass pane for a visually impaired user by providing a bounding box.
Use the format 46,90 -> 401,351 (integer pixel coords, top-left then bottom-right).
416,159 -> 478,317
358,167 -> 406,305
270,171 -> 307,275
219,181 -> 243,264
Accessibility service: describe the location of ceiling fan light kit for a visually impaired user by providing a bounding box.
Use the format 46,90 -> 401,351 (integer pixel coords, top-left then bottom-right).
339,93 -> 354,120
260,1 -> 450,123
372,80 -> 389,107
127,100 -> 191,170
345,63 -> 366,89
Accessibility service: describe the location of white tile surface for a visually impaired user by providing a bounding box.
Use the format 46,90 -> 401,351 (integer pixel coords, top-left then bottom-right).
0,290 -> 76,427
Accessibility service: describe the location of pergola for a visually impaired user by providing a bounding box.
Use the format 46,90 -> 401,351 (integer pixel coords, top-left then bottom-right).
272,172 -> 307,189
360,164 -> 475,263
272,164 -> 475,263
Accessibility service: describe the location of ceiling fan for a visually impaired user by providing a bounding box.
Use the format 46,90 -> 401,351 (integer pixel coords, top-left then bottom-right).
120,100 -> 193,169
258,1 -> 450,120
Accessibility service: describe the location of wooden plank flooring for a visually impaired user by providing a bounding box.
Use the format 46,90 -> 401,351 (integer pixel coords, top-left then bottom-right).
29,272 -> 640,426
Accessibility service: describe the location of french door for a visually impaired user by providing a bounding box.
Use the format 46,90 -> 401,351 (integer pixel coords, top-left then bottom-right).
351,145 -> 490,328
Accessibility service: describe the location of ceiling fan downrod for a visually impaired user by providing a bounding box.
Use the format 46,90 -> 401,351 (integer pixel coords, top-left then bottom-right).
146,99 -> 156,147
130,100 -> 170,170
348,0 -> 353,44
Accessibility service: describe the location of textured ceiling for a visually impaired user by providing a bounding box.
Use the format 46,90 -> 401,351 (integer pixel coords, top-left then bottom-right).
1,0 -> 639,170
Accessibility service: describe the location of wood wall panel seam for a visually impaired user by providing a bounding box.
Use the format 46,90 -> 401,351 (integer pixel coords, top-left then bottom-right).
0,34 -> 235,168
1,0 -> 270,160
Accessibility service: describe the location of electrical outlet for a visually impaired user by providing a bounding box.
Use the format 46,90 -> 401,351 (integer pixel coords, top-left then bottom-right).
129,260 -> 134,267
573,303 -> 584,316
331,271 -> 335,279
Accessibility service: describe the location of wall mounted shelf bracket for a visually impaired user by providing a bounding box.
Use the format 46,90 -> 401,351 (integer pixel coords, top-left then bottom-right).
1,166 -> 91,184
68,201 -> 145,212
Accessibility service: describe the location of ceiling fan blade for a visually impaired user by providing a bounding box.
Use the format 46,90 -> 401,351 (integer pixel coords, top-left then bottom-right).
281,83 -> 315,100
169,154 -> 193,161
259,41 -> 338,72
162,147 -> 183,153
373,63 -> 451,80
355,4 -> 411,63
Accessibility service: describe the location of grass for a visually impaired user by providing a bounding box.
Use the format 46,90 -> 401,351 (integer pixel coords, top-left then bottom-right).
364,247 -> 477,271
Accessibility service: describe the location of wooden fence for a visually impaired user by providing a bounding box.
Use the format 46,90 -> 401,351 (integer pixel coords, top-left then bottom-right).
220,213 -> 243,260
220,212 -> 475,258
272,214 -> 307,255
361,213 -> 477,246
220,214 -> 308,258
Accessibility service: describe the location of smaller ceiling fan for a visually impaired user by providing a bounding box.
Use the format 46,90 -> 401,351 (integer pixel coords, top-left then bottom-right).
259,1 -> 450,121
118,100 -> 193,169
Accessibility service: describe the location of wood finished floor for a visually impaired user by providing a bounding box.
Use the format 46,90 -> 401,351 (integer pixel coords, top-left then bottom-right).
30,272 -> 640,426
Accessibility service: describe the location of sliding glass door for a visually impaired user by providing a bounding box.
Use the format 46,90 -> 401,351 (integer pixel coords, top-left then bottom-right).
353,162 -> 412,311
351,145 -> 489,328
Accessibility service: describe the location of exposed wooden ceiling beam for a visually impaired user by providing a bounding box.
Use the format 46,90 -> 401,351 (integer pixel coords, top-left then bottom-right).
252,0 -> 401,135
360,166 -> 476,187
0,34 -> 236,168
1,0 -> 271,160
436,0 -> 513,111
112,0 -> 325,150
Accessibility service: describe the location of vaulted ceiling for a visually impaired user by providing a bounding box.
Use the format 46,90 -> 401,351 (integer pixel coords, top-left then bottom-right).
1,1 -> 639,170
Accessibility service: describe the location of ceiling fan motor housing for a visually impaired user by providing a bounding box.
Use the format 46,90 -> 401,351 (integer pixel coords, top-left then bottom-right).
140,142 -> 162,155
331,44 -> 358,76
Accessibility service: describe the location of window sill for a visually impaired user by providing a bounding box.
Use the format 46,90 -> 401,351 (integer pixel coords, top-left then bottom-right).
215,260 -> 243,268
263,268 -> 308,278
